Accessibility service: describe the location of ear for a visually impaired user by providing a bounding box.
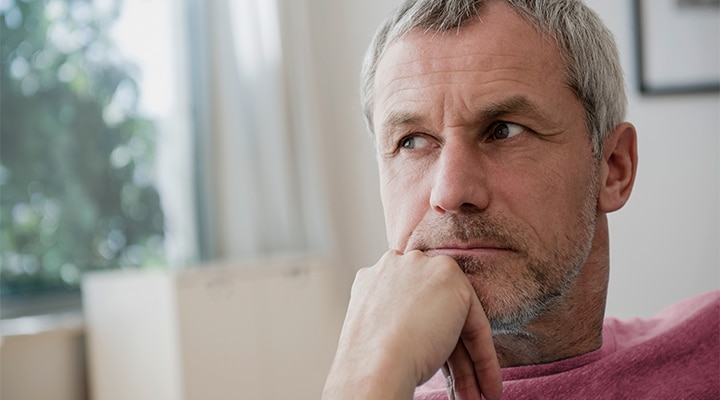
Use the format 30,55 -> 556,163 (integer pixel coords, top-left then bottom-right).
598,122 -> 638,213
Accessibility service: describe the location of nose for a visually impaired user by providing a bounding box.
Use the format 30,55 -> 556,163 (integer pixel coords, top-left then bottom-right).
429,140 -> 490,214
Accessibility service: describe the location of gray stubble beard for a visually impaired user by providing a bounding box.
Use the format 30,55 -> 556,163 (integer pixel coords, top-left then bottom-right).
408,170 -> 601,335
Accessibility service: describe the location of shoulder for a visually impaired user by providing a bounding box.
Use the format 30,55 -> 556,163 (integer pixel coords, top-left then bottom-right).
604,290 -> 719,350
654,290 -> 719,319
597,291 -> 720,398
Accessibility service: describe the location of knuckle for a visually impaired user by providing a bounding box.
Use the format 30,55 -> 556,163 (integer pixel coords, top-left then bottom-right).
404,249 -> 426,260
430,255 -> 462,279
354,266 -> 367,278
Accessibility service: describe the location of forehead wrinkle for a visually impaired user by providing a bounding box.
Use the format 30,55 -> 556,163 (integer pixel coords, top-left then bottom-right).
384,53 -> 534,84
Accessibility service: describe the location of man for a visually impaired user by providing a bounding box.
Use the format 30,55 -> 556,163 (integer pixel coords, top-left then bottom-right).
322,0 -> 719,399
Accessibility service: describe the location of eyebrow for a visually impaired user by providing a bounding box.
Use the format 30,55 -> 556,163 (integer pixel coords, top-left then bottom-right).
380,95 -> 555,132
480,95 -> 553,124
381,110 -> 425,131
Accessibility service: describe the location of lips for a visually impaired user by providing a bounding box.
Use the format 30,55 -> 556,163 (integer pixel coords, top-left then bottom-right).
403,212 -> 526,259
423,244 -> 515,258
420,239 -> 513,251
428,241 -> 511,250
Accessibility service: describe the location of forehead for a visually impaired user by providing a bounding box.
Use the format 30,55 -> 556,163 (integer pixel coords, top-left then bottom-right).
373,2 -> 573,132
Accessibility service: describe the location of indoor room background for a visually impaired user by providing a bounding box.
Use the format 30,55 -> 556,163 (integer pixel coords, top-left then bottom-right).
1,0 -> 717,399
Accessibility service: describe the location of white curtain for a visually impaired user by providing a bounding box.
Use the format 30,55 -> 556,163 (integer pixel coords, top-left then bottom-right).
198,0 -> 331,261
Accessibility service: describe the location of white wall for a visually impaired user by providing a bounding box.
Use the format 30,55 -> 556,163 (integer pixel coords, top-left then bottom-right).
305,0 -> 719,318
586,0 -> 720,318
301,0 -> 396,280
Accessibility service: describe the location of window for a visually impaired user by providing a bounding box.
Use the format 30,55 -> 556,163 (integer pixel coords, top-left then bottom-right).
0,0 -> 196,318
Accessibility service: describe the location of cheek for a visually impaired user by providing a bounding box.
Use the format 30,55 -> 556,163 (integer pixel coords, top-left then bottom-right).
380,164 -> 430,249
498,155 -> 596,231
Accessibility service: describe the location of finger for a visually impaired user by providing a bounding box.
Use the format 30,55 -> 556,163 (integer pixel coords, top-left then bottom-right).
461,293 -> 503,400
446,341 -> 482,399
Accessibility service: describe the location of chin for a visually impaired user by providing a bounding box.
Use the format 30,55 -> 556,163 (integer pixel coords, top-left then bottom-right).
479,289 -> 548,334
458,258 -> 568,334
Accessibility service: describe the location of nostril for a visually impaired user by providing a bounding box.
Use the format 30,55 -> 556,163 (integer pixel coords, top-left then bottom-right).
458,203 -> 482,214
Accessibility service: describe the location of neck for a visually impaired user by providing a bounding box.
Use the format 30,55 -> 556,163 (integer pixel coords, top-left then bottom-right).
493,215 -> 610,368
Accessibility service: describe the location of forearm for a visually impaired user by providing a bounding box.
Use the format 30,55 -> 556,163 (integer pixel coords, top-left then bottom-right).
322,340 -> 417,399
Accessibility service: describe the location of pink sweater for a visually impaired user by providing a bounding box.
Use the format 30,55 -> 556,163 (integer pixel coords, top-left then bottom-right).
415,290 -> 720,399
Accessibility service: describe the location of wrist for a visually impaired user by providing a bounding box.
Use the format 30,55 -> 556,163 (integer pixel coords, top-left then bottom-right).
322,339 -> 417,399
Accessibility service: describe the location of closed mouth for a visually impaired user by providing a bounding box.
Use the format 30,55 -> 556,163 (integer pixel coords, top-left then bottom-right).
424,245 -> 514,258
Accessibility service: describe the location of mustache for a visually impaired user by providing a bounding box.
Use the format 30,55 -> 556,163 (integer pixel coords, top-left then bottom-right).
405,212 -> 528,255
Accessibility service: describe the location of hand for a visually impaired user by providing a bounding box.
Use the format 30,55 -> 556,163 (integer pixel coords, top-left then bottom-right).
322,250 -> 502,400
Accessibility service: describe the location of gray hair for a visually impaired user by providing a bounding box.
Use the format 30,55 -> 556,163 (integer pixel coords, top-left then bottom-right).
360,0 -> 626,157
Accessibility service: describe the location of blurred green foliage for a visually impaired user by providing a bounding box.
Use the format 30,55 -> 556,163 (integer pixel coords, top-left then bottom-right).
0,0 -> 165,296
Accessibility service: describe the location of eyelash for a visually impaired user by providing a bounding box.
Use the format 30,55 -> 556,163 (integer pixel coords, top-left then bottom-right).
487,121 -> 526,141
400,136 -> 426,149
388,135 -> 431,156
394,121 -> 526,151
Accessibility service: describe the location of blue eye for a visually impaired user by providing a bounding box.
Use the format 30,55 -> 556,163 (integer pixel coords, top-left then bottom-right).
491,122 -> 524,140
401,136 -> 430,149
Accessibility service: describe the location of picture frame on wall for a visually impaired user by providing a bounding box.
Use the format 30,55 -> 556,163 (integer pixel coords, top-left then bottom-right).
634,0 -> 720,94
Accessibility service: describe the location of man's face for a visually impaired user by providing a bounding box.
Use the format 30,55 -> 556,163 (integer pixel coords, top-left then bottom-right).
372,2 -> 601,332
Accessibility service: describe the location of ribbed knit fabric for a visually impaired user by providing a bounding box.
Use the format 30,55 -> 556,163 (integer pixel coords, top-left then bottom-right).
415,290 -> 720,399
